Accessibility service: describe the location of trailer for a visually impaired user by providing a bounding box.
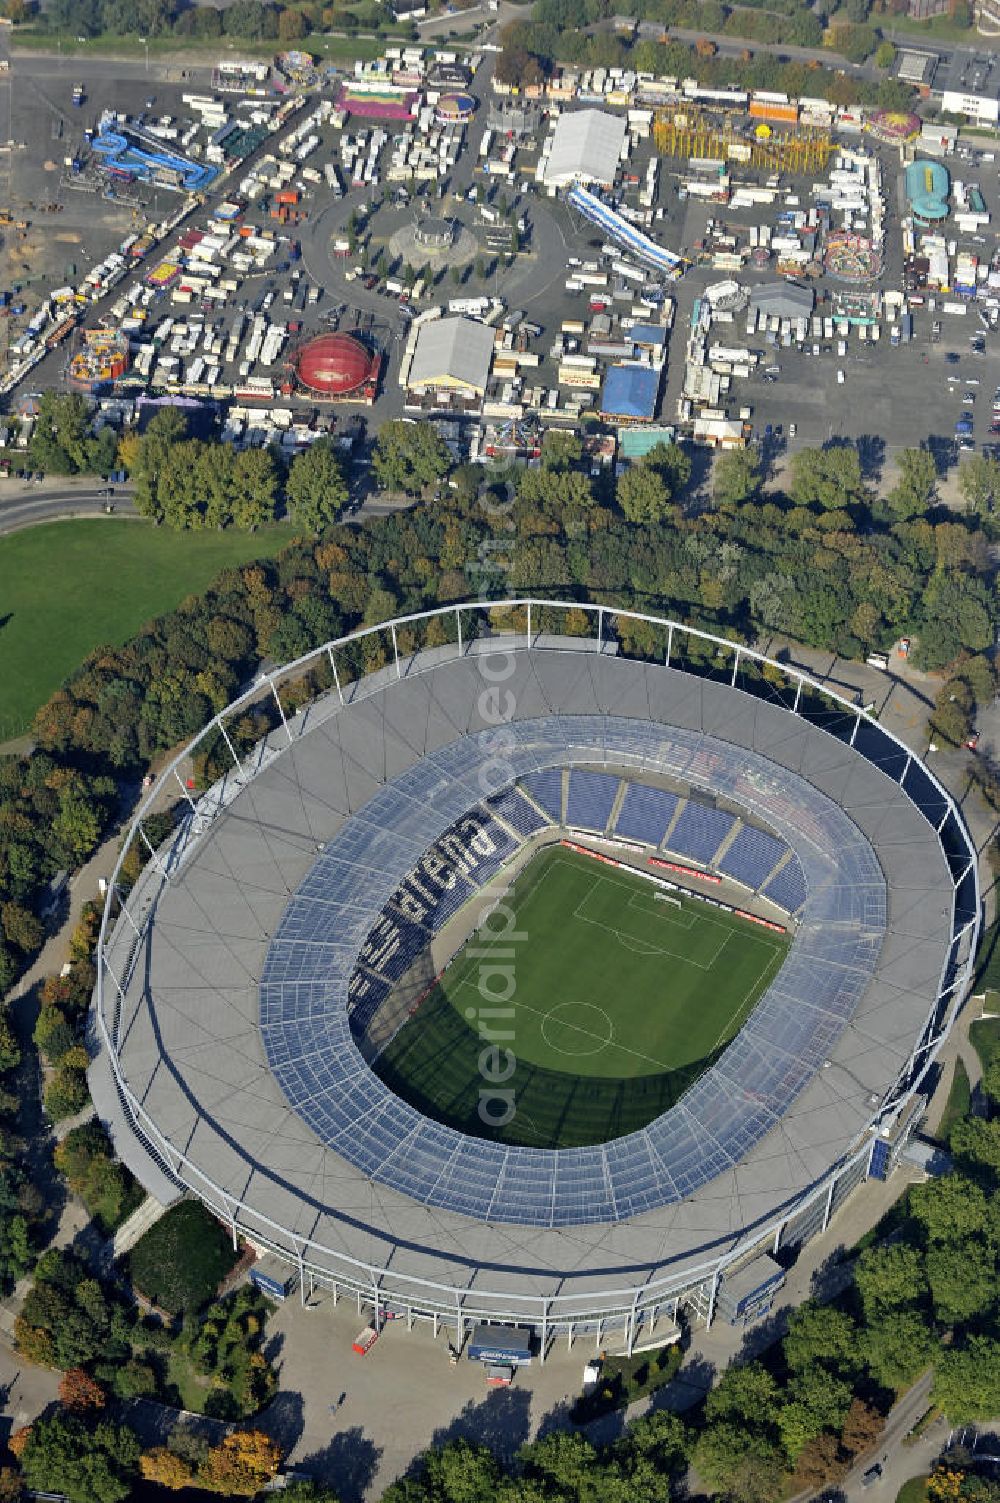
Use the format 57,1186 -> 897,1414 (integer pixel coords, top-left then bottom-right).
467,1326 -> 534,1367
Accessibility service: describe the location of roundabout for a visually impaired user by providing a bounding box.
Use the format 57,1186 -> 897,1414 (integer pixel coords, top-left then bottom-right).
387,213 -> 479,271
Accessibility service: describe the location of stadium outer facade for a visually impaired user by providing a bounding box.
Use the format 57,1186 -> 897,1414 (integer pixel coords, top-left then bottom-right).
90,602 -> 980,1354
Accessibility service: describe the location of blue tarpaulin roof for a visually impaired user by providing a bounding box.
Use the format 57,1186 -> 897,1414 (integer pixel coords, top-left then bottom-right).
629,323 -> 667,348
600,363 -> 660,420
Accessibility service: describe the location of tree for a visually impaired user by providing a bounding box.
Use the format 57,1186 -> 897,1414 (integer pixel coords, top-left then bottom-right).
861,1309 -> 936,1389
198,1430 -> 283,1495
618,465 -> 674,525
831,21 -> 877,61
874,40 -> 895,68
888,448 -> 938,520
934,1337 -> 1000,1423
777,1366 -> 853,1461
27,393 -> 94,476
926,1240 -> 997,1325
420,1438 -> 502,1500
59,1369 -> 107,1415
693,1422 -> 785,1503
910,1174 -> 989,1243
713,447 -> 761,508
44,1066 -> 89,1122
790,1431 -> 847,1492
51,785 -> 103,865
20,1414 -> 139,1503
982,1056 -> 1000,1108
139,1447 -> 194,1490
854,1241 -> 928,1318
958,453 -> 1000,525
645,440 -> 692,498
285,440 -> 349,534
783,1303 -> 860,1376
930,677 -> 975,749
231,448 -> 279,531
277,1485 -> 342,1503
616,1409 -> 689,1475
540,428 -> 582,471
840,1398 -> 885,1457
1,901 -> 43,954
372,420 -> 451,496
789,445 -> 868,511
278,5 -> 307,38
705,1362 -> 780,1425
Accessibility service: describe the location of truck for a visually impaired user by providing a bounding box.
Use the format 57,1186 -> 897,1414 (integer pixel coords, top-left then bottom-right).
248,1256 -> 296,1301
72,82 -> 85,107
467,1325 -> 534,1367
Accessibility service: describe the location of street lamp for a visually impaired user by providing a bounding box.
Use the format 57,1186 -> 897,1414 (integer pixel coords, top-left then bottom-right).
138,36 -> 149,74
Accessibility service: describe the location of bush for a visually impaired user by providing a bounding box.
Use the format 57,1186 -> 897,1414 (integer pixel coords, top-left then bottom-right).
43,1066 -> 89,1122
128,1202 -> 235,1317
54,1122 -> 144,1234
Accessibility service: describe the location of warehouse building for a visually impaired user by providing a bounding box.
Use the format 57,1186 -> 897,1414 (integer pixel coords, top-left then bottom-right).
543,108 -> 627,189
599,362 -> 661,423
406,316 -> 495,406
749,281 -> 815,321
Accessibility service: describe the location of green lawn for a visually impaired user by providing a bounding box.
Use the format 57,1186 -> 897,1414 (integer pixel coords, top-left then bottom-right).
933,1057 -> 970,1145
883,12 -> 980,42
975,919 -> 1000,996
0,519 -> 296,739
374,847 -> 788,1148
970,1013 -> 1000,1077
895,1476 -> 929,1503
11,26 -> 393,61
128,1201 -> 236,1318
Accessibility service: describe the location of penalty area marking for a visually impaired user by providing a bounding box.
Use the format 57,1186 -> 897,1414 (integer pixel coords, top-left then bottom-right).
574,874 -> 732,970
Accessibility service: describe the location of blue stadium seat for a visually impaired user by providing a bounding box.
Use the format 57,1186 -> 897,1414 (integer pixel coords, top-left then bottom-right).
465,812 -> 520,888
614,783 -> 679,846
762,856 -> 808,915
565,770 -> 620,833
360,910 -> 428,983
520,768 -> 563,822
487,786 -> 551,838
718,825 -> 787,890
347,969 -> 393,1034
664,801 -> 736,865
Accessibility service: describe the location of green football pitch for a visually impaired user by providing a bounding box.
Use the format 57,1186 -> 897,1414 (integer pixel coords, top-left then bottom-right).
373,847 -> 789,1149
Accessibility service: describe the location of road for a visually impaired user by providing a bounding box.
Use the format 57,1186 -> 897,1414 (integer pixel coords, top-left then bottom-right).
630,19 -> 881,80
0,480 -> 135,534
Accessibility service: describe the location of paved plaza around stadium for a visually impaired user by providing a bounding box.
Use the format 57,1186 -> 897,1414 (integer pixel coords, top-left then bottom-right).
376,846 -> 787,1149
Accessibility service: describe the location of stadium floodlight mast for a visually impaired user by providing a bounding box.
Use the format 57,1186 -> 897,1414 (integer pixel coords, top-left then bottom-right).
92,601 -> 981,1345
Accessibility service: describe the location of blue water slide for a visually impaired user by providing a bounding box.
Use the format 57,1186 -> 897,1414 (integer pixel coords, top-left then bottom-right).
565,183 -> 686,279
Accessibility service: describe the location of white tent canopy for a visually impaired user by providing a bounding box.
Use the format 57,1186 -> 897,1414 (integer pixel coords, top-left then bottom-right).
544,108 -> 627,188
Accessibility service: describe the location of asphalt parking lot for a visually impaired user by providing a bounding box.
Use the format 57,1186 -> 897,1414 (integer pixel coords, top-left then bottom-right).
662,138 -> 1000,478
4,37 -> 1000,484
0,49 -> 223,301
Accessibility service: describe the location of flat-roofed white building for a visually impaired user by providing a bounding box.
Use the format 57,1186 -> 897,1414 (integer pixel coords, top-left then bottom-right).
543,108 -> 627,189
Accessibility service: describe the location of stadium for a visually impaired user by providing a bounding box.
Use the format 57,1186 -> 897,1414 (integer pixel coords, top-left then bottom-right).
91,603 -> 979,1354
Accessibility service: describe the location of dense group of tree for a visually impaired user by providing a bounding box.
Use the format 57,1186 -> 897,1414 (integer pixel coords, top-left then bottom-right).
2,426 -> 997,1007
15,0 -> 409,44
11,1410 -> 291,1502
495,0 -> 918,107
0,995 -> 38,1299
13,1241 -> 280,1416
